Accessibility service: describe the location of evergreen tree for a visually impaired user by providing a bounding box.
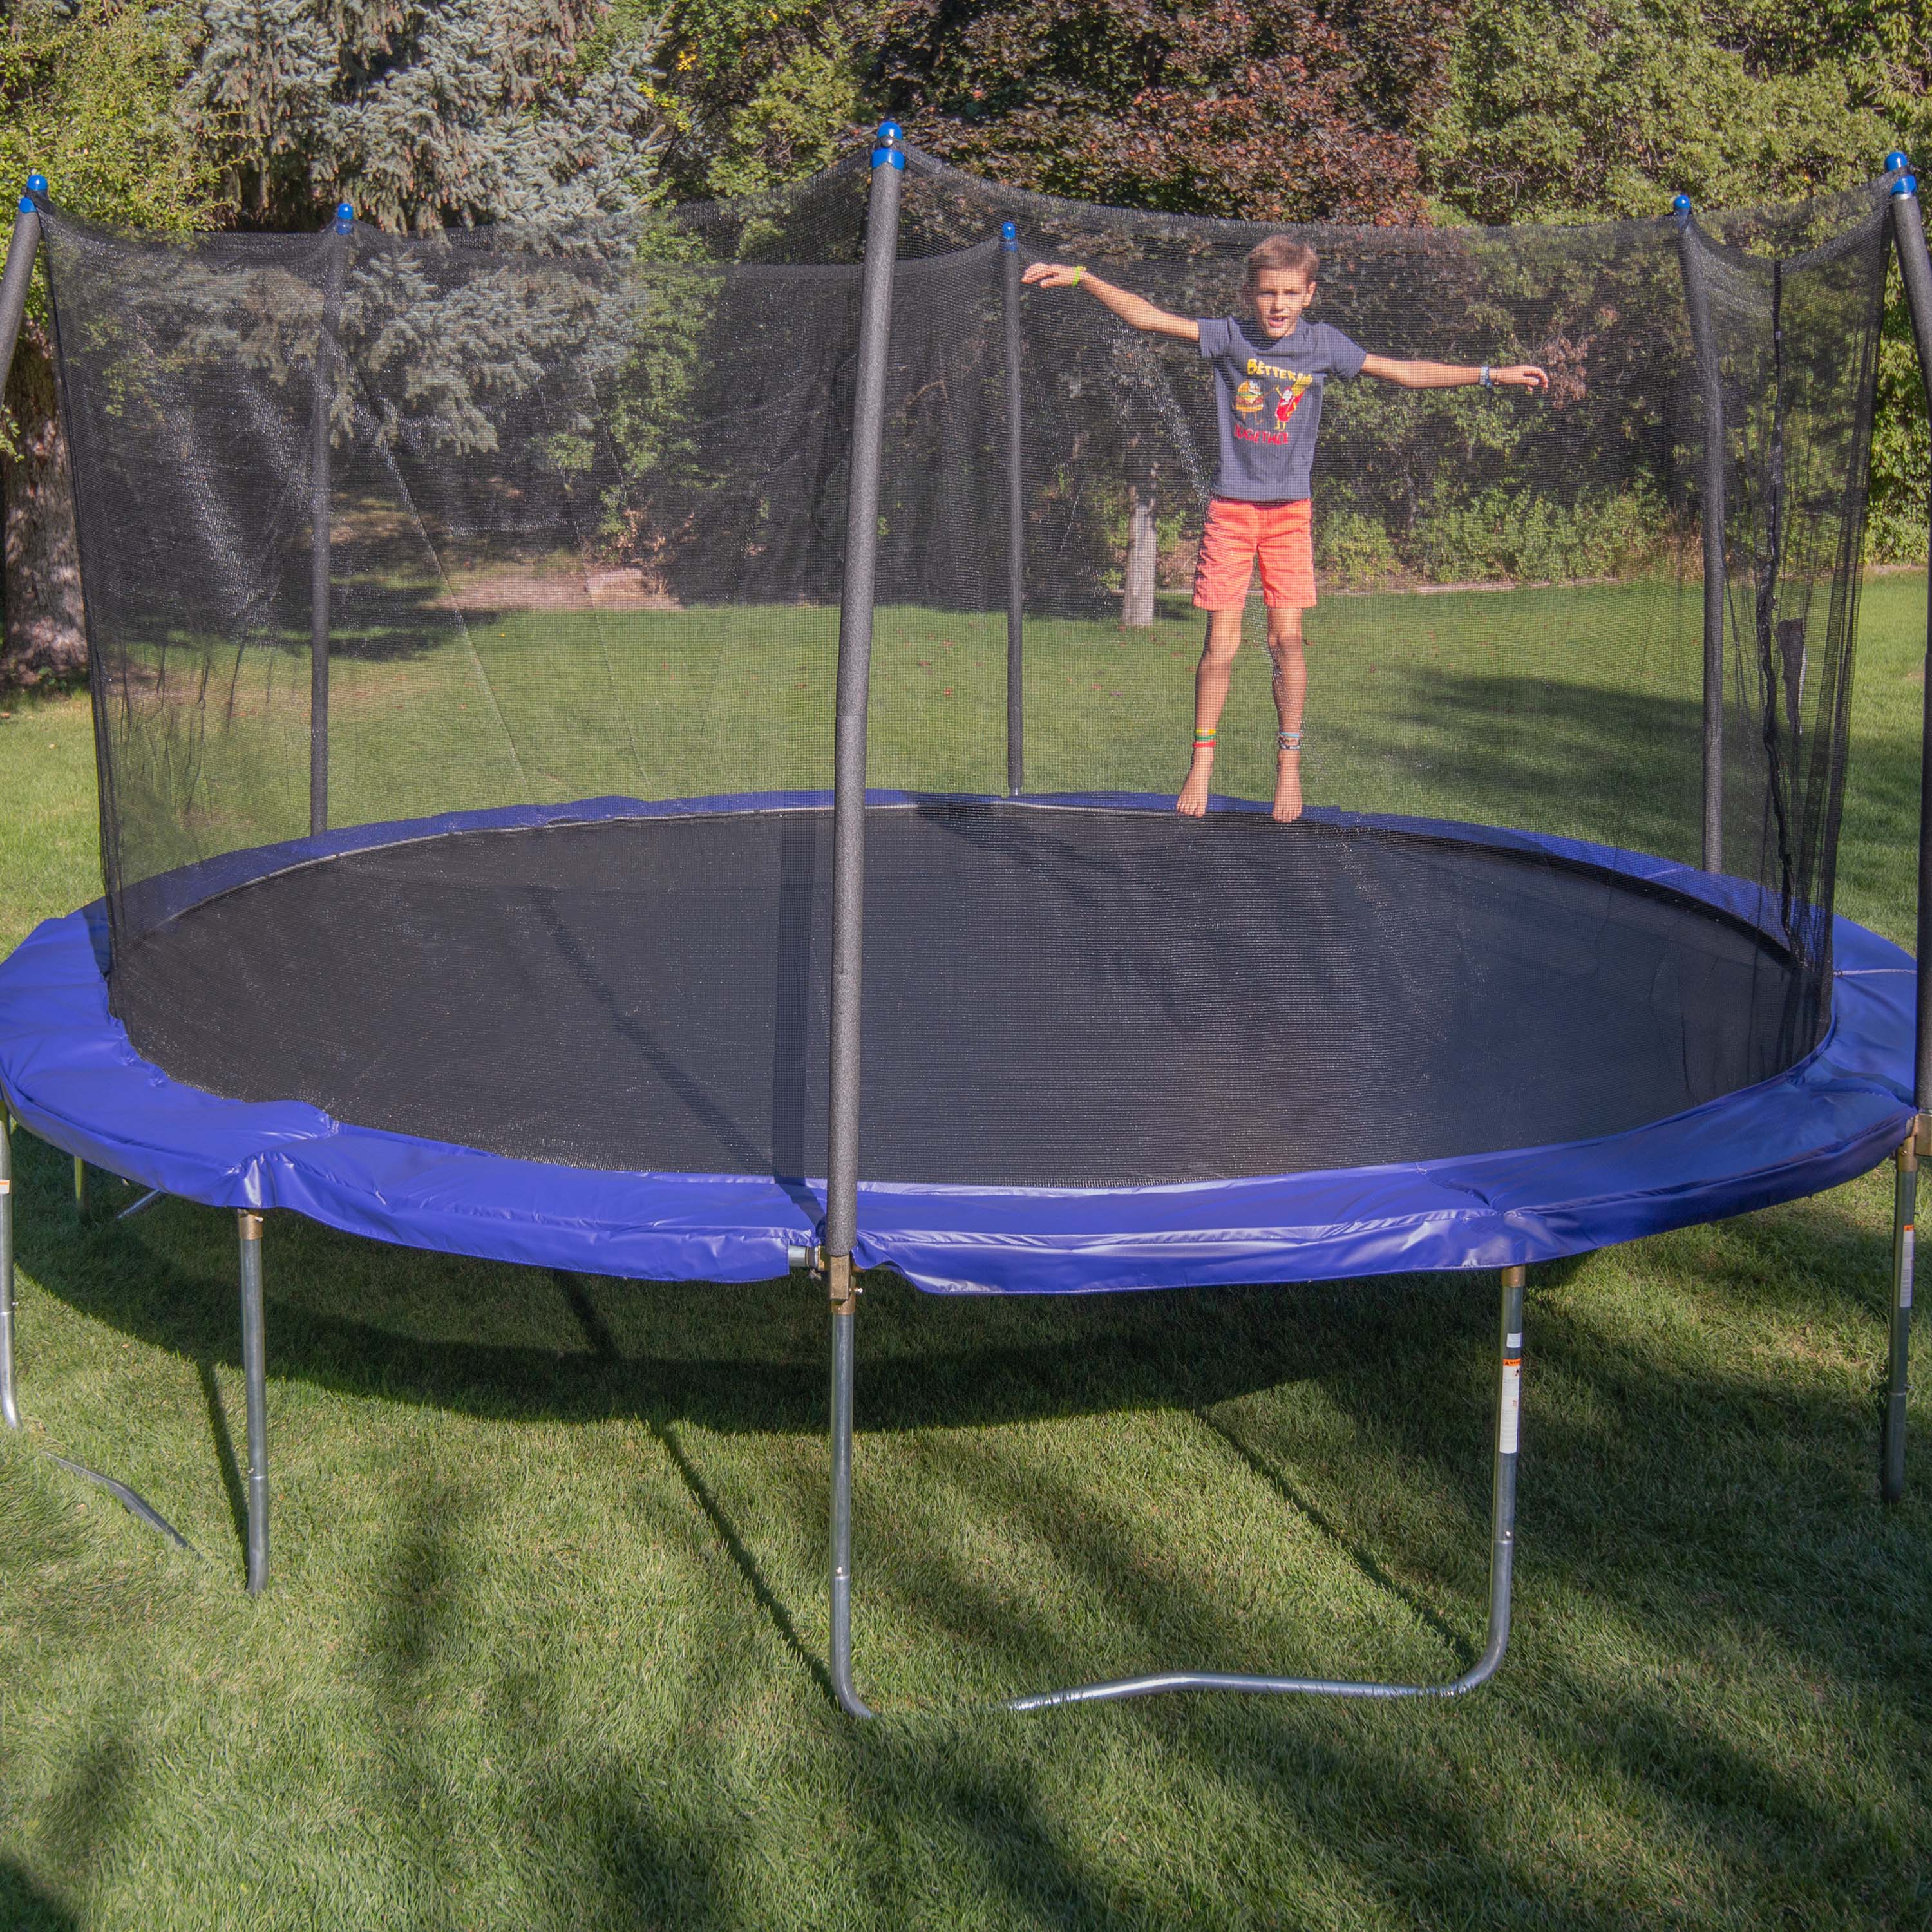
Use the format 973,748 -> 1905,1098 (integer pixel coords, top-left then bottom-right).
1,0 -> 225,688
179,0 -> 673,231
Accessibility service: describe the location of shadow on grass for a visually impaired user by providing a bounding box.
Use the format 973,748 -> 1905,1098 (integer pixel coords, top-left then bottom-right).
7,1137 -> 1929,1928
194,1359 -> 249,1568
9,1133 -> 1913,1616
0,1863 -> 79,1932
17,1132 -> 1434,1435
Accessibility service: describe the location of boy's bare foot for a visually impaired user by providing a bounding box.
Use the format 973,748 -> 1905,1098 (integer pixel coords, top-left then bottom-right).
1177,752 -> 1214,816
1272,748 -> 1303,824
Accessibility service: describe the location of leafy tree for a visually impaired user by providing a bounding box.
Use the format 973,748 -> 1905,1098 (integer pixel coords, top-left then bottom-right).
875,0 -> 1463,225
1423,0 -> 1895,223
650,0 -> 886,198
1,0 -> 227,688
178,0 -> 673,231
1422,0 -> 1929,556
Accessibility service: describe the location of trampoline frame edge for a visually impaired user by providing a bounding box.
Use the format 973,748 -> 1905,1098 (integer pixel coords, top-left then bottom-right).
827,1265 -> 1528,1718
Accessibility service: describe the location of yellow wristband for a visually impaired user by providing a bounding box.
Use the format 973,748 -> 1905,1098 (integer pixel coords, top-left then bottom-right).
1071,265 -> 1085,287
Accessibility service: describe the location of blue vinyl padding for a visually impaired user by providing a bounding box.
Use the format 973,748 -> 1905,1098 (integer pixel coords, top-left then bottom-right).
0,792 -> 1915,1294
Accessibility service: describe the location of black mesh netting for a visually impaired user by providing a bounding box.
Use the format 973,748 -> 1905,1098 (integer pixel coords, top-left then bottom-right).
32,148 -> 1889,1188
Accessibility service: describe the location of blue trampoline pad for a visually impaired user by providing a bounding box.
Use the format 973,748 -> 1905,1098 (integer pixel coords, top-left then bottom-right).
0,794 -> 1913,1293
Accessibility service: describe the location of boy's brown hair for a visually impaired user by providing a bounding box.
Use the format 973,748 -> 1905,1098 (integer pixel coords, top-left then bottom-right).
1244,234 -> 1319,289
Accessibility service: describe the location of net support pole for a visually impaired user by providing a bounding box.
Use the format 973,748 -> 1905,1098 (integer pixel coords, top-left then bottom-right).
0,1106 -> 17,1432
1882,168 -> 1932,1501
238,1209 -> 270,1595
823,121 -> 904,1724
308,205 -> 352,839
1001,222 -> 1025,795
1675,200 -> 1725,871
0,187 -> 43,410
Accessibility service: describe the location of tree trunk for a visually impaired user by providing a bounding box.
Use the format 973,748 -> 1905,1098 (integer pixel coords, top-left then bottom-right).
2,321 -> 86,688
1122,483 -> 1156,628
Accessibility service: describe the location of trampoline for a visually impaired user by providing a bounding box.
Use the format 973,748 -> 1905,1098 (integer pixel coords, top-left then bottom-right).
1,129 -> 1929,1716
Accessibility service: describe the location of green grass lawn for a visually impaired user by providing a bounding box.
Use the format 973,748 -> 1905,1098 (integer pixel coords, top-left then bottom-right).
113,564 -> 1717,874
0,575 -> 1928,1929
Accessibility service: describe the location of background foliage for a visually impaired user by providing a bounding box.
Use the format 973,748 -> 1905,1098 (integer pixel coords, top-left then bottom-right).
1425,0 -> 1932,556
0,1 -> 225,683
874,0 -> 1461,223
178,0 -> 672,231
5,0 -> 1932,686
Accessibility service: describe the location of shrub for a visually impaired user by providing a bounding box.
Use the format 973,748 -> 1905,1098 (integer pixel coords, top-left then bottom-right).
1412,484 -> 1662,583
1314,509 -> 1401,588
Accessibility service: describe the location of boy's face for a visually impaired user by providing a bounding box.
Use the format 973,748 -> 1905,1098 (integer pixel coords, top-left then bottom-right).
1249,267 -> 1314,339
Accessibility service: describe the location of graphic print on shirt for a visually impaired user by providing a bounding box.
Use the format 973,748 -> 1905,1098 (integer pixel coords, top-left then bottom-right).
1197,316 -> 1367,500
1234,368 -> 1314,447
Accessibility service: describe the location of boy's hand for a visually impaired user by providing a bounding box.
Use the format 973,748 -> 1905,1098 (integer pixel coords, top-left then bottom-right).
1495,365 -> 1550,391
1021,262 -> 1084,288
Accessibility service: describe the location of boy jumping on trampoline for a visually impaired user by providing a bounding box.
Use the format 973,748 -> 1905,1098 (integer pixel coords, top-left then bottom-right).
1023,240 -> 1548,821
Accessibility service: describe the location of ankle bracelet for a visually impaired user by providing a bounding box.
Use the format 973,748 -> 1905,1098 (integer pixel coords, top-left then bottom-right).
1278,729 -> 1302,752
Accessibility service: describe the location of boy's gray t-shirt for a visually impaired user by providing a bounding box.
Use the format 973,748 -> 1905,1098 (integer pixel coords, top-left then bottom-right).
1197,317 -> 1367,501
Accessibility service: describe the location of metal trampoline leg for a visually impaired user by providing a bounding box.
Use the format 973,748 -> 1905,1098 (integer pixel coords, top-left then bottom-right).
1472,1264 -> 1526,1681
828,1255 -> 873,1718
1001,1264 -> 1530,1712
1884,1127 -> 1919,1503
72,1155 -> 86,1222
1,1106 -> 17,1431
238,1210 -> 270,1595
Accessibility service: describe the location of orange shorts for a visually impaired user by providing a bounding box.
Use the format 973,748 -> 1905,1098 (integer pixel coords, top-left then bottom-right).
1192,496 -> 1316,611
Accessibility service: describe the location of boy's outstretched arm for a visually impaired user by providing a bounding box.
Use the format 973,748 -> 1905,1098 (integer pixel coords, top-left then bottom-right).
1361,354 -> 1549,390
1022,262 -> 1199,342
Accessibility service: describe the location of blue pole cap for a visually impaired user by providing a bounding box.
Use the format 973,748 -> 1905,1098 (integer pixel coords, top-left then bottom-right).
1671,193 -> 1692,217
334,202 -> 354,233
875,120 -> 903,143
871,117 -> 906,169
17,194 -> 33,216
1894,173 -> 1919,198
1001,220 -> 1018,249
1886,150 -> 1911,174
26,173 -> 47,195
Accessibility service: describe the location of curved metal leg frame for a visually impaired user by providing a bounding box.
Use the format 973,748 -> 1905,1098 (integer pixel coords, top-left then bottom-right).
828,1256 -> 873,1718
1005,1264 -> 1528,1710
238,1211 -> 270,1595
1,1107 -> 18,1431
0,1102 -> 195,1547
828,1265 -> 1527,1717
1883,1127 -> 1918,1503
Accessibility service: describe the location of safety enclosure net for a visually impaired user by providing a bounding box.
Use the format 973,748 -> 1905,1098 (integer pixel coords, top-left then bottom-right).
29,150 -> 1891,1190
